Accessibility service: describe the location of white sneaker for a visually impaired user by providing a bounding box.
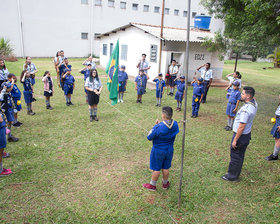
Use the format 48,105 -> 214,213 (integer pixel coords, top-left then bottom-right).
118,99 -> 121,103
121,99 -> 124,103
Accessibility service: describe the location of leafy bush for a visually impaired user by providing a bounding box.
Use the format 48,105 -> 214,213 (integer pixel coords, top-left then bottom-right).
0,37 -> 14,57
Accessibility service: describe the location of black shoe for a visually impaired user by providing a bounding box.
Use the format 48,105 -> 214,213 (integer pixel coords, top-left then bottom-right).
32,97 -> 37,102
136,100 -> 139,103
93,115 -> 99,121
139,100 -> 142,104
224,125 -> 229,130
66,102 -> 70,106
17,121 -> 23,126
27,111 -> 36,115
155,104 -> 158,107
69,102 -> 74,105
193,115 -> 197,118
90,116 -> 93,122
225,126 -> 232,131
8,136 -> 19,142
158,104 -> 161,107
265,154 -> 278,161
191,115 -> 194,118
221,175 -> 238,182
48,106 -> 53,110
12,122 -> 21,127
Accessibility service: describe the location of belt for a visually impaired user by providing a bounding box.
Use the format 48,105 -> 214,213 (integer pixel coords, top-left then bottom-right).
229,102 -> 236,104
194,95 -> 201,98
276,116 -> 280,118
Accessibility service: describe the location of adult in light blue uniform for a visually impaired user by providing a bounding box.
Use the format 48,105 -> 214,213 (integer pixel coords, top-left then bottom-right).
0,59 -> 9,86
135,69 -> 148,104
118,65 -> 128,103
62,70 -> 75,106
153,73 -> 166,107
265,96 -> 280,161
225,81 -> 241,131
222,87 -> 258,181
136,54 -> 150,92
174,76 -> 186,111
83,56 -> 96,70
143,107 -> 179,191
191,77 -> 204,118
197,63 -> 213,103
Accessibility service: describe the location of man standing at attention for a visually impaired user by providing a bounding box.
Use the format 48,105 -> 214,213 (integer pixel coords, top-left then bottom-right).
222,87 -> 257,181
197,63 -> 213,103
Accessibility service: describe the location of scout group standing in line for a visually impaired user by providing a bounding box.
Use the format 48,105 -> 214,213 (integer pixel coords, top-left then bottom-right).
0,53 -> 278,192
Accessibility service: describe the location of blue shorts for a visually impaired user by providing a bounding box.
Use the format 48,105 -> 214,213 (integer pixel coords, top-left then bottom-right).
64,84 -> 74,95
226,103 -> 237,117
5,108 -> 14,122
156,90 -> 163,98
150,147 -> 174,171
13,97 -> 22,112
271,117 -> 280,139
175,91 -> 183,102
137,87 -> 145,95
0,126 -> 7,148
119,82 -> 126,92
23,91 -> 33,104
31,77 -> 35,85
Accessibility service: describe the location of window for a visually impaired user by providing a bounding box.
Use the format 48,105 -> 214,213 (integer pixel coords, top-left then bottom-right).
150,45 -> 158,63
132,3 -> 138,11
154,6 -> 160,13
120,1 -> 126,9
174,9 -> 179,16
121,45 -> 128,60
110,43 -> 114,56
108,0 -> 114,7
103,44 -> 107,56
183,11 -> 188,17
81,33 -> 88,40
201,13 -> 205,15
192,12 -> 197,18
95,0 -> 102,6
94,33 -> 101,39
164,8 -> 169,15
81,0 -> 88,4
143,5 -> 149,12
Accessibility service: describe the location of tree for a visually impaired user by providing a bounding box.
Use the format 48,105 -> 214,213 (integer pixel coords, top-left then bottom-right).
267,47 -> 280,68
0,38 -> 14,57
201,0 -> 280,60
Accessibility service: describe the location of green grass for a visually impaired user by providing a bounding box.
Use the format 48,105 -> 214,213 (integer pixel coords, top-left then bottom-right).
0,59 -> 279,223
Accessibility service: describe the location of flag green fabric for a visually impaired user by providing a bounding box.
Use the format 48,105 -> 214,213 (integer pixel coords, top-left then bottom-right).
105,40 -> 119,105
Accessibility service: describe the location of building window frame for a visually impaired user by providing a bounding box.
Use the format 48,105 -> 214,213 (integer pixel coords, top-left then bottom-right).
154,6 -> 160,13
81,32 -> 88,40
120,1 -> 126,9
132,3 -> 138,11
103,44 -> 108,56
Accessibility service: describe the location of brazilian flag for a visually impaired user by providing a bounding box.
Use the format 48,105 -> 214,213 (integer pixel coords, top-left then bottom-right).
105,40 -> 119,105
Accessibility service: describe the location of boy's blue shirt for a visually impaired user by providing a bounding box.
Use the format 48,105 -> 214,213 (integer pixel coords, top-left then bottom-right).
118,71 -> 128,83
175,80 -> 185,92
10,83 -> 21,99
135,75 -> 147,88
153,79 -> 166,92
147,120 -> 179,150
23,78 -> 32,91
64,75 -> 75,85
81,69 -> 90,81
228,89 -> 241,104
192,82 -> 204,96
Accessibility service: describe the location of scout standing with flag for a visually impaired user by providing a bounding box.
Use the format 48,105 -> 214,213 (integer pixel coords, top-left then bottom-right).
105,40 -> 119,105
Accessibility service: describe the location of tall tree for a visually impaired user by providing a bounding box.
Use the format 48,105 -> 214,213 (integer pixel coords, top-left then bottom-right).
201,0 -> 280,60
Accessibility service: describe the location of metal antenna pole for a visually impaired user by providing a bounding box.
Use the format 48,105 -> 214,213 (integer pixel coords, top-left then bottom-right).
178,0 -> 191,207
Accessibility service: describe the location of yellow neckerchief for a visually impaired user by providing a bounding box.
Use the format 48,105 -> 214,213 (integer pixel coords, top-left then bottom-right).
163,119 -> 174,129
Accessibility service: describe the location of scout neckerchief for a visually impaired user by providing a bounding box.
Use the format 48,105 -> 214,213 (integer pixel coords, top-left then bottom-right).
140,75 -> 143,87
163,119 -> 174,129
158,79 -> 162,91
245,99 -> 257,108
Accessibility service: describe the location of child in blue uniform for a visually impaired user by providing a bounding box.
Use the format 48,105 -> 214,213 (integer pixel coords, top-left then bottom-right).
225,71 -> 242,98
8,74 -> 23,127
62,69 -> 75,106
225,81 -> 241,131
174,76 -> 186,111
135,69 -> 148,104
0,82 -> 19,142
191,77 -> 204,118
80,64 -> 92,103
153,73 -> 166,107
143,106 -> 179,191
23,56 -> 37,102
21,70 -> 35,115
265,96 -> 280,161
58,57 -> 71,90
118,65 -> 128,103
0,113 -> 12,177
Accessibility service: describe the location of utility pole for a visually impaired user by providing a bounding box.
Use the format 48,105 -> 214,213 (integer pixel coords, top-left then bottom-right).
158,0 -> 165,73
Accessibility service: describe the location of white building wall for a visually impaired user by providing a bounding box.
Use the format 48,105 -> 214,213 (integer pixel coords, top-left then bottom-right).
99,26 -> 160,81
0,0 -> 224,57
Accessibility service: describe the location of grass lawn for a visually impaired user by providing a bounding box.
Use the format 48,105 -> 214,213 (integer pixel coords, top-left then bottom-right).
0,58 -> 279,223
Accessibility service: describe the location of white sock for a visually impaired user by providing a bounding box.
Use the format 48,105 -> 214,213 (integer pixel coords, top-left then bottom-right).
273,145 -> 280,156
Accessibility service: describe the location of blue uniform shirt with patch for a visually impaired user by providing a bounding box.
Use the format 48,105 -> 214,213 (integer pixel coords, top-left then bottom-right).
147,120 -> 179,150
23,78 -> 32,91
118,71 -> 128,83
192,82 -> 204,96
228,89 -> 241,104
175,80 -> 185,93
81,69 -> 91,81
60,64 -> 72,74
10,83 -> 21,99
153,79 -> 166,92
135,75 -> 147,88
64,75 -> 75,85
